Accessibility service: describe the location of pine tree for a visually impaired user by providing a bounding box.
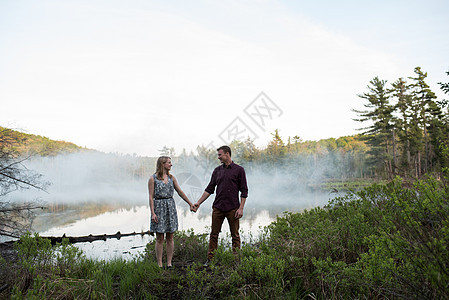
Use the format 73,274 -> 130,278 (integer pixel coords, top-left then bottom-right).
390,77 -> 414,176
265,129 -> 286,163
435,69 -> 449,170
353,77 -> 395,178
409,67 -> 437,175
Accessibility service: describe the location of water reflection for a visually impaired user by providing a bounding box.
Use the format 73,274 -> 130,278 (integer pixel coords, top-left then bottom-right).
6,153 -> 344,259
33,191 -> 337,260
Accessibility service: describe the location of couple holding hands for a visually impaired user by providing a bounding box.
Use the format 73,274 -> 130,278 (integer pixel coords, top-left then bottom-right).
148,145 -> 248,268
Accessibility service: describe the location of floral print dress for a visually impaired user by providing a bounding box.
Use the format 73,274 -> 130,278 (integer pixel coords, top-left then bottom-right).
150,174 -> 178,234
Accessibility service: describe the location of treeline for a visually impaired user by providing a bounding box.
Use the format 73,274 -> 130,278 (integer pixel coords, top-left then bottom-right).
353,67 -> 449,178
193,133 -> 372,183
194,67 -> 449,181
0,127 -> 155,183
0,126 -> 86,156
223,133 -> 369,180
3,65 -> 449,183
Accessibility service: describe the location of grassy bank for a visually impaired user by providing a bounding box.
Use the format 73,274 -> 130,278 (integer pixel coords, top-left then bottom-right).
1,175 -> 448,299
308,178 -> 388,192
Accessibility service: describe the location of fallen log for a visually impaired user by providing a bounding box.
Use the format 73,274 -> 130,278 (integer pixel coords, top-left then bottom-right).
0,231 -> 153,246
46,230 -> 152,245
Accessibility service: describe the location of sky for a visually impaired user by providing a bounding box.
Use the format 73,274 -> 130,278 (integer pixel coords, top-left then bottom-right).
1,0 -> 448,157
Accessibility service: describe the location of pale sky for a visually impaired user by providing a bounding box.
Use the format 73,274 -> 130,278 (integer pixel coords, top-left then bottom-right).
1,0 -> 448,156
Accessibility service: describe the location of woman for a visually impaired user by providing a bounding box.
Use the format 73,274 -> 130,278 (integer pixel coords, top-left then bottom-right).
148,156 -> 194,269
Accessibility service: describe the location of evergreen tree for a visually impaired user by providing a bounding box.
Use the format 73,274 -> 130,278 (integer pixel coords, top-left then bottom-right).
353,77 -> 395,178
390,77 -> 414,176
229,138 -> 260,165
408,67 -> 438,175
265,129 -> 286,164
438,69 -> 449,96
435,69 -> 449,170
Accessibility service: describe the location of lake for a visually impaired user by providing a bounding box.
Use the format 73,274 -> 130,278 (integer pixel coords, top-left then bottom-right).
4,153 -> 340,260
31,190 -> 336,261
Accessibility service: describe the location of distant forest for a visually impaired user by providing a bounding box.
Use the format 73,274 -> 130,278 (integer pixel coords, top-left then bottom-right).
0,126 -> 86,156
193,66 -> 449,181
2,67 -> 448,181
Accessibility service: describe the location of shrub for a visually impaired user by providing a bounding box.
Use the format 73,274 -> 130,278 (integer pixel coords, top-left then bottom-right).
356,176 -> 449,299
266,176 -> 449,299
142,229 -> 208,265
5,176 -> 448,299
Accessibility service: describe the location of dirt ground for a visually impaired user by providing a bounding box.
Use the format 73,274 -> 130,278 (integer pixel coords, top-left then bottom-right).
0,242 -> 17,297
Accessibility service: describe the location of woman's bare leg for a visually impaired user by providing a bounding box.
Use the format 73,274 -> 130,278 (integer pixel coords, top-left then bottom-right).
155,233 -> 164,267
166,232 -> 174,267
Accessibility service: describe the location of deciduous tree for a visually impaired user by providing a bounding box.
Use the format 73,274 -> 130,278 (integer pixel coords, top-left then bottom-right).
0,127 -> 47,238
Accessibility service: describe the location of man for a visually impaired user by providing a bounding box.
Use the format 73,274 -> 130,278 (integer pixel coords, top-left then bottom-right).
193,145 -> 248,265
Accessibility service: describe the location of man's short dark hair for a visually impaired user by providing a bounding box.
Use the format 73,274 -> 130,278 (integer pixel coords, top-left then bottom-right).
217,145 -> 231,157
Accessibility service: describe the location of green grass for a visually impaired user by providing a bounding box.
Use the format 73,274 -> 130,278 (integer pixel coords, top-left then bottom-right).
2,175 -> 449,299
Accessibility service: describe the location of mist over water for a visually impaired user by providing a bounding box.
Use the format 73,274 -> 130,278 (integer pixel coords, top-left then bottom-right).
6,151 -> 339,259
10,151 -> 339,222
10,152 -> 150,205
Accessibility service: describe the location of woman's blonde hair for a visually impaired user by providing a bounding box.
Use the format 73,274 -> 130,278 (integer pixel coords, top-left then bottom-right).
155,156 -> 172,180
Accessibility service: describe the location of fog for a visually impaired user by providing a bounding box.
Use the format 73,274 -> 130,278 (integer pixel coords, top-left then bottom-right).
8,151 -> 338,216
9,152 -> 151,205
2,151 -> 342,256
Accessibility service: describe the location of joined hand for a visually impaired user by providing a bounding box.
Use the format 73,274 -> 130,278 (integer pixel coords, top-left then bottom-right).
191,203 -> 200,212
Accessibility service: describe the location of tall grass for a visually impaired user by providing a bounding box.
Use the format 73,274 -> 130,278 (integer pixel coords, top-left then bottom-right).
2,175 -> 448,299
265,175 -> 449,299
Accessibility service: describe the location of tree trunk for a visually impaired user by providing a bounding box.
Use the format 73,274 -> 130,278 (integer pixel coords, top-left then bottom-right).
392,129 -> 397,175
407,142 -> 411,176
417,152 -> 422,178
424,125 -> 429,173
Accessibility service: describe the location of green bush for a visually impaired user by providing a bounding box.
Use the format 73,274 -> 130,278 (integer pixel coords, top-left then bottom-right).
11,232 -> 93,299
265,176 -> 449,299
355,176 -> 449,299
5,176 -> 448,299
142,229 -> 209,264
